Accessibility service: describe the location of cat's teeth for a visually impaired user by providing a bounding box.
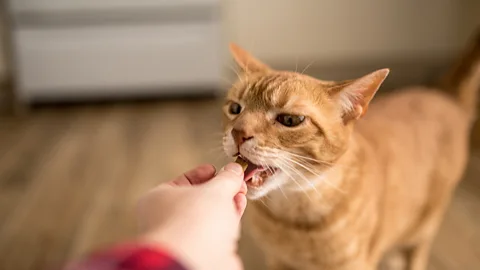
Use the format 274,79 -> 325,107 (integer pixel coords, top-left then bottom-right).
253,174 -> 261,184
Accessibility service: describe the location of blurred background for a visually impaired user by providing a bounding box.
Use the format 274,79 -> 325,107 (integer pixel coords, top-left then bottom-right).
0,1 -> 479,269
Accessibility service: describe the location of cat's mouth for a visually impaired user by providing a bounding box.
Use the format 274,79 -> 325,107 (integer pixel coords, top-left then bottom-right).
236,154 -> 279,188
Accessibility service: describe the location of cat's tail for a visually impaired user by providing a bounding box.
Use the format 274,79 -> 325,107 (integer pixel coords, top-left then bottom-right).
440,27 -> 480,120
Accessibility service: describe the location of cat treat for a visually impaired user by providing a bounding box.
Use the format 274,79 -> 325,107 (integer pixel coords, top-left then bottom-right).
235,156 -> 249,171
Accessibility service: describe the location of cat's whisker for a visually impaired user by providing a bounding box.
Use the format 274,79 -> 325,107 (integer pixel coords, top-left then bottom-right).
259,150 -> 278,176
283,157 -> 345,194
254,147 -> 278,157
281,150 -> 353,171
301,60 -> 316,75
259,197 -> 273,211
276,158 -> 319,196
227,83 -> 243,92
228,65 -> 244,83
265,143 -> 337,167
277,185 -> 289,200
256,149 -> 326,197
295,57 -> 299,73
289,156 -> 344,193
254,148 -> 345,193
273,159 -> 312,201
278,158 -> 322,196
294,157 -> 352,172
254,152 -> 289,200
281,150 -> 337,166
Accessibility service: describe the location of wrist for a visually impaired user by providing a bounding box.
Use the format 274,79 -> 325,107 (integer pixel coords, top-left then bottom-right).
68,242 -> 187,270
141,230 -> 206,270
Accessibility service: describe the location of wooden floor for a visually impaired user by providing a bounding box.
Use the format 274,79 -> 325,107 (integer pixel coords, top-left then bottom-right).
0,98 -> 479,270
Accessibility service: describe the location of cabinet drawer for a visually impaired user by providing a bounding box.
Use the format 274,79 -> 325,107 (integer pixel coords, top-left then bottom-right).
14,22 -> 222,100
9,0 -> 218,13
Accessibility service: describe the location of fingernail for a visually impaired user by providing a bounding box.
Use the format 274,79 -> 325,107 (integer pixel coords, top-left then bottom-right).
222,163 -> 243,176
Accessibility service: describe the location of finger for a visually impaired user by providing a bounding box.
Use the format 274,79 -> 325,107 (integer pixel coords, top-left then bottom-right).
207,163 -> 244,195
169,164 -> 216,186
232,255 -> 244,270
233,193 -> 247,216
239,180 -> 247,195
234,181 -> 247,216
220,254 -> 244,270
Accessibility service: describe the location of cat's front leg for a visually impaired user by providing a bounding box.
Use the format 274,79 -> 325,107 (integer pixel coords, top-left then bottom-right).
266,257 -> 377,270
405,241 -> 432,270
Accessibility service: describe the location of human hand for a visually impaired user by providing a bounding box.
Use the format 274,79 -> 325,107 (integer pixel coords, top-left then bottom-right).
137,163 -> 247,270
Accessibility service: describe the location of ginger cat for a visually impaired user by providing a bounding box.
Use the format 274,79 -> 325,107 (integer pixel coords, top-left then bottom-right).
222,30 -> 480,270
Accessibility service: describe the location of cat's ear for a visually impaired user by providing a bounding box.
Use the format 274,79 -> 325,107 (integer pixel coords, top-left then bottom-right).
330,69 -> 389,122
229,43 -> 270,73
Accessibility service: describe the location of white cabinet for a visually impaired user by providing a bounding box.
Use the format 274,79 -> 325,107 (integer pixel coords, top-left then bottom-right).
7,0 -> 222,102
10,0 -> 218,12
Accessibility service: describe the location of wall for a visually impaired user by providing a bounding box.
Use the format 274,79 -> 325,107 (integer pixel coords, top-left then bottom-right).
223,0 -> 477,68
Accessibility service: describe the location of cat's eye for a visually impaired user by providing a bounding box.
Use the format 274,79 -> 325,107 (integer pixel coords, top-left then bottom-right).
276,114 -> 305,127
229,102 -> 242,115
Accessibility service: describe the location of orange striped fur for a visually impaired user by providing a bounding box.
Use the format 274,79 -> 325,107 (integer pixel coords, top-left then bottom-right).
222,30 -> 480,270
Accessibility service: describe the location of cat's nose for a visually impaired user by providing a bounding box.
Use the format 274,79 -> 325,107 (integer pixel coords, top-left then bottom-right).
231,128 -> 254,145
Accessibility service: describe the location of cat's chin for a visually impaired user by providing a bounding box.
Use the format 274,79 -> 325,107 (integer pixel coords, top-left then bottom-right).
244,172 -> 275,199
245,172 -> 284,200
246,188 -> 270,200
245,169 -> 277,188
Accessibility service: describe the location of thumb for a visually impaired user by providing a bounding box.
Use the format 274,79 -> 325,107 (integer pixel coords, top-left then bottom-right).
207,163 -> 245,195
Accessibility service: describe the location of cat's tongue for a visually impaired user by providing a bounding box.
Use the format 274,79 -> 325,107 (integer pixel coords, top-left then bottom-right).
244,160 -> 262,181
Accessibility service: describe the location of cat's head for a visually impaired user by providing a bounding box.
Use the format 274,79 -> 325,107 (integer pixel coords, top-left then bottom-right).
222,44 -> 389,199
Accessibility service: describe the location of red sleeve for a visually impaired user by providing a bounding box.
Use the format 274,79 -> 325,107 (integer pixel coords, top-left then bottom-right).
64,243 -> 188,270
